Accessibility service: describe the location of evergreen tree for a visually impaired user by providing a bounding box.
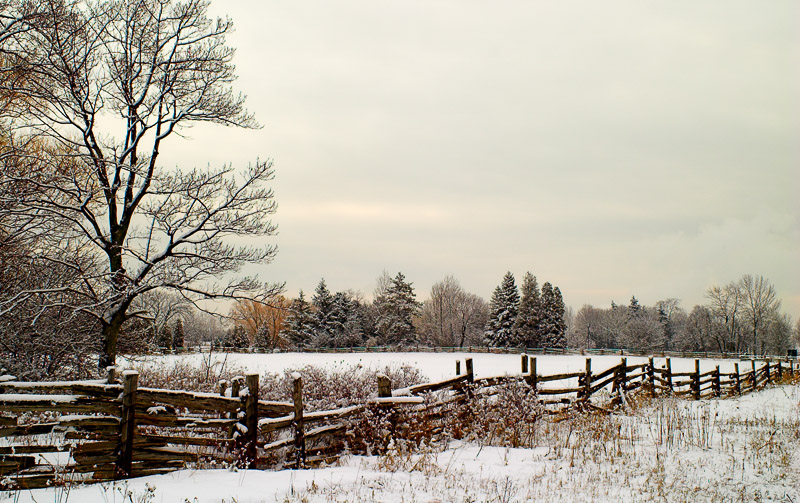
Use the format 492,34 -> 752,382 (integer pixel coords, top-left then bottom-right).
539,282 -> 566,348
223,324 -> 249,349
550,286 -> 567,347
283,291 -> 315,348
514,272 -> 542,348
484,272 -> 520,347
330,292 -> 365,347
253,323 -> 271,349
311,279 -> 335,343
375,272 -> 421,345
172,319 -> 185,349
146,324 -> 157,348
158,325 -> 173,350
628,296 -> 642,317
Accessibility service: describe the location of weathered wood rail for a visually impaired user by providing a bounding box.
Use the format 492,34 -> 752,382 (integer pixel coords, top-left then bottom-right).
1,356 -> 795,489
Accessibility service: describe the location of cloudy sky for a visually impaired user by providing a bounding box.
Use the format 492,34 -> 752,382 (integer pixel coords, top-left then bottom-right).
160,0 -> 799,318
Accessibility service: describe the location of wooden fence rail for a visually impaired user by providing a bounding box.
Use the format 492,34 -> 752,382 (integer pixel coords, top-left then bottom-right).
1,356 -> 796,489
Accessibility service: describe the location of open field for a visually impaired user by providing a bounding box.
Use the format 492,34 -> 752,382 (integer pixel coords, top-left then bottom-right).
122,350 -> 766,383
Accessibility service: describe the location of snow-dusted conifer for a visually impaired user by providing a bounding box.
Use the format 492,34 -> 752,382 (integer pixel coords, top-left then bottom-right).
224,324 -> 249,349
283,291 -> 315,348
484,272 -> 520,347
311,279 -> 335,344
375,272 -> 421,345
550,286 -> 567,347
514,272 -> 542,348
172,319 -> 185,349
539,282 -> 566,348
253,323 -> 272,349
159,325 -> 173,350
628,296 -> 642,317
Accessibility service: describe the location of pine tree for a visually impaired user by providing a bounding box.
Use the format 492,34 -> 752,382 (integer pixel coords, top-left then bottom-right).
146,325 -> 158,348
311,279 -> 335,344
253,323 -> 272,349
172,319 -> 185,349
330,292 -> 365,348
514,272 -> 542,348
550,286 -> 567,347
375,272 -> 421,345
539,282 -> 566,348
158,325 -> 173,350
628,296 -> 641,317
223,324 -> 249,349
283,291 -> 315,348
484,272 -> 520,347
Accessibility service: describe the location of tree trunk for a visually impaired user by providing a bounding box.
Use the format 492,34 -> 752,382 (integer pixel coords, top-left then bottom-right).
99,313 -> 125,371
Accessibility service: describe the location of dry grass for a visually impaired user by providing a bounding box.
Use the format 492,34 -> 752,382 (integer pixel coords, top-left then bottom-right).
279,383 -> 800,503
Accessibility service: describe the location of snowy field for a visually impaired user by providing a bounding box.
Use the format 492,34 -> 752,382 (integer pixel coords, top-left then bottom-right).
3,353 -> 797,503
122,351 -> 764,383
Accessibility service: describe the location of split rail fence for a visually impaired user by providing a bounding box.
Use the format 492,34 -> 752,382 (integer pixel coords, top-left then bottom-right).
1,356 -> 796,490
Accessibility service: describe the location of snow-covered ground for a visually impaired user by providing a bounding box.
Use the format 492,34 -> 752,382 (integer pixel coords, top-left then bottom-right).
4,353 -> 797,503
122,351 -> 763,382
3,383 -> 798,502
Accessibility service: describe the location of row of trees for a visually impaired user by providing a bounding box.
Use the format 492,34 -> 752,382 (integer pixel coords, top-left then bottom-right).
133,272 -> 798,357
215,271 -> 564,351
484,272 -> 567,348
570,275 -> 797,355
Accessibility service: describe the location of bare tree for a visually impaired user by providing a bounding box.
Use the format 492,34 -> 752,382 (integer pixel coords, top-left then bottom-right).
572,305 -> 607,349
682,305 -> 714,352
739,274 -> 780,355
793,318 -> 800,349
705,283 -> 743,352
131,289 -> 191,343
419,275 -> 461,347
181,307 -> 226,346
232,296 -> 290,349
0,0 -> 280,370
418,276 -> 487,348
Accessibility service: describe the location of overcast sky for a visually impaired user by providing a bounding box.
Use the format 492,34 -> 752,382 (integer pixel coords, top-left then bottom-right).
160,1 -> 799,319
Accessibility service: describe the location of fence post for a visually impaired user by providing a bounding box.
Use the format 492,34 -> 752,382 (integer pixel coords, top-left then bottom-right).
765,358 -> 771,384
751,359 -> 757,390
292,373 -> 305,468
521,354 -> 528,374
777,359 -> 783,381
582,358 -> 592,403
614,358 -> 627,405
713,365 -> 721,397
734,363 -> 741,395
106,366 -> 117,384
647,357 -> 655,398
244,373 -> 259,465
465,358 -> 474,383
118,371 -> 138,478
665,358 -> 674,394
528,356 -> 538,391
218,380 -> 229,419
790,359 -> 795,378
377,374 -> 392,398
231,376 -> 243,402
229,376 -> 243,438
692,359 -> 700,400
456,360 -> 461,376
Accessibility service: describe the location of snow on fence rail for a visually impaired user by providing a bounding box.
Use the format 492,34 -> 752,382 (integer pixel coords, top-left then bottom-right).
0,356 -> 796,489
